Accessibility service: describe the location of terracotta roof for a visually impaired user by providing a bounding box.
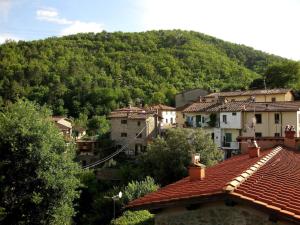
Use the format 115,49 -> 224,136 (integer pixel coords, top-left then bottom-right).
108,106 -> 155,119
127,149 -> 272,209
182,101 -> 300,113
207,101 -> 251,112
243,101 -> 300,112
205,88 -> 292,98
182,102 -> 220,113
146,104 -> 175,111
127,146 -> 300,221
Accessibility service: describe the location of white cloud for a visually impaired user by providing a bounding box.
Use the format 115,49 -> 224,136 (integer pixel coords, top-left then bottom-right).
137,0 -> 300,60
61,21 -> 103,35
36,7 -> 103,35
36,8 -> 72,25
0,33 -> 20,44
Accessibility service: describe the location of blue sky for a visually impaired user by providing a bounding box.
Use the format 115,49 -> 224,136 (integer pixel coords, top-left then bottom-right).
1,0 -> 300,60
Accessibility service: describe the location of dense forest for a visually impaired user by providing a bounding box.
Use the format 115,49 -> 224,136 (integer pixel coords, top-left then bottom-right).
0,30 -> 293,118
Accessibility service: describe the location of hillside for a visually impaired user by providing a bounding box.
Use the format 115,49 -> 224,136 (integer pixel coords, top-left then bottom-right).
0,30 -> 290,117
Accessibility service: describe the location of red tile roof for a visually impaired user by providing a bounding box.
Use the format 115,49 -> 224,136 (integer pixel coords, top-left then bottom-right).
127,149 -> 272,208
127,146 -> 300,221
108,106 -> 155,119
146,104 -> 176,111
205,88 -> 292,98
182,101 -> 300,113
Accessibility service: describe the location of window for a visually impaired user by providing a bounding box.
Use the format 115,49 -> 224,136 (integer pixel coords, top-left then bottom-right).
255,132 -> 262,137
202,117 -> 205,123
165,118 -> 168,123
271,97 -> 276,102
137,121 -> 141,126
183,114 -> 185,118
222,115 -> 227,124
274,113 -> 280,124
171,118 -> 174,124
121,120 -> 127,124
274,133 -> 280,137
211,132 -> 215,140
232,112 -> 237,116
136,133 -> 142,138
255,114 -> 262,124
121,133 -> 127,137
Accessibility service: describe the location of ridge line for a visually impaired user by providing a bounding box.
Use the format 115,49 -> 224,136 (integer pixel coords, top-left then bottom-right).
223,146 -> 282,193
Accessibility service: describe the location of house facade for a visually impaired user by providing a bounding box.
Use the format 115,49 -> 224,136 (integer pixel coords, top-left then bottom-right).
146,104 -> 176,129
204,88 -> 294,103
180,95 -> 300,156
109,106 -> 158,156
51,116 -> 72,138
127,132 -> 300,225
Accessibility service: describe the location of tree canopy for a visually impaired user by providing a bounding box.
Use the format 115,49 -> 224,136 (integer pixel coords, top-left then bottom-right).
139,128 -> 223,186
0,100 -> 82,225
0,30 -> 291,118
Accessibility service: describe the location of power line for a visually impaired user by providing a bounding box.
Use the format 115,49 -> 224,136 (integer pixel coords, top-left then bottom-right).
83,123 -> 148,169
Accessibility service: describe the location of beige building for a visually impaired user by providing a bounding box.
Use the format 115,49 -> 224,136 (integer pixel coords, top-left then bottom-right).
146,104 -> 176,129
241,102 -> 300,137
204,88 -> 294,103
108,106 -> 158,156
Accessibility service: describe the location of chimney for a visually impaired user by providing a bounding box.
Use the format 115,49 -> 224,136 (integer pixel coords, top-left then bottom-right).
284,125 -> 296,148
248,140 -> 260,158
189,153 -> 206,181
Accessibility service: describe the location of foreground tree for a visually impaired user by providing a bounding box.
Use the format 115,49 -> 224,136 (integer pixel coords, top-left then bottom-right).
0,100 -> 82,225
139,128 -> 223,186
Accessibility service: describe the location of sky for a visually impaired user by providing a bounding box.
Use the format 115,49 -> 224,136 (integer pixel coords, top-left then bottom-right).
0,0 -> 300,60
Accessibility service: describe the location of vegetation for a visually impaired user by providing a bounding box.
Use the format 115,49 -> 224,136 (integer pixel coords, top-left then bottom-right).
0,30 -> 291,118
111,210 -> 154,225
139,128 -> 223,186
122,176 -> 159,204
0,100 -> 82,225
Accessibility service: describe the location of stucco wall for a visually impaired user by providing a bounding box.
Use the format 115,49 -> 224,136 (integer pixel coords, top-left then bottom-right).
242,111 -> 299,137
155,202 -> 293,225
161,111 -> 176,127
110,116 -> 156,155
220,112 -> 242,129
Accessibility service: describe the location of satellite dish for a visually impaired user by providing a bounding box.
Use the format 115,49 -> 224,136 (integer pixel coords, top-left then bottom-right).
118,191 -> 122,199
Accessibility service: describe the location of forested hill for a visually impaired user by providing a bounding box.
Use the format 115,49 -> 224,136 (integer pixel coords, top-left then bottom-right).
0,30 -> 290,117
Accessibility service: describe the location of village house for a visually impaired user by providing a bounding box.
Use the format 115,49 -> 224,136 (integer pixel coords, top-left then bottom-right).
179,95 -> 300,158
108,106 -> 159,156
240,101 -> 300,138
203,88 -> 294,103
146,104 -> 176,132
127,129 -> 300,225
51,116 -> 72,138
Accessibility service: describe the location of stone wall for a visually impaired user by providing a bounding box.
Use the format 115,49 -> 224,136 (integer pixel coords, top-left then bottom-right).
155,202 -> 292,225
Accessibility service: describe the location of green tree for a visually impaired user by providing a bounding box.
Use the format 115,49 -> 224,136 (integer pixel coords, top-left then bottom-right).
111,210 -> 154,225
0,100 -> 82,225
87,115 -> 110,137
122,176 -> 159,204
139,128 -> 223,186
265,61 -> 300,89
